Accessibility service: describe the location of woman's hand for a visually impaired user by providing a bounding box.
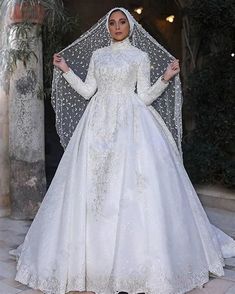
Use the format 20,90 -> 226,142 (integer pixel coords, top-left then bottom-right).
53,53 -> 70,73
163,59 -> 180,81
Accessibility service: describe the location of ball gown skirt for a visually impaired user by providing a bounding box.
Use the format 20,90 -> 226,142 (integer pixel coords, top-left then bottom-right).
14,91 -> 235,294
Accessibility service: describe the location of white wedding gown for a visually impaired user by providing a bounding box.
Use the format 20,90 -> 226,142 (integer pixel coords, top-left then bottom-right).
15,38 -> 235,294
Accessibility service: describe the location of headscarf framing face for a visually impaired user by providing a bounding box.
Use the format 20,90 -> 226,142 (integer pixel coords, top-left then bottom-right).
51,7 -> 183,157
106,7 -> 134,36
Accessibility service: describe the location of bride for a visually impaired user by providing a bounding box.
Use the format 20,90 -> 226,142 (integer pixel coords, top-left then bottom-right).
14,7 -> 235,294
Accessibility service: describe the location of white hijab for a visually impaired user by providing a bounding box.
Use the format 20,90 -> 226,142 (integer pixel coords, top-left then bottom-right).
105,7 -> 135,36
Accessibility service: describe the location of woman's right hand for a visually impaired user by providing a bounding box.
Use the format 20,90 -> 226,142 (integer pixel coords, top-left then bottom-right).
53,53 -> 70,73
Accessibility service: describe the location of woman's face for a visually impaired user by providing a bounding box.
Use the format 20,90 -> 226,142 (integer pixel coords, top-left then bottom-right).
108,10 -> 130,42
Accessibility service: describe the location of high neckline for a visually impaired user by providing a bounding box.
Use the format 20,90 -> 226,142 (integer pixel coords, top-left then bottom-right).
110,37 -> 131,50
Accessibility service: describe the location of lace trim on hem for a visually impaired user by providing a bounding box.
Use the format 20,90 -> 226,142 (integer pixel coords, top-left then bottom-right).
15,263 -> 223,294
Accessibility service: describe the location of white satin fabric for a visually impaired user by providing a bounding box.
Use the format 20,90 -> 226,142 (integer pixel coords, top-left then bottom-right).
15,38 -> 235,294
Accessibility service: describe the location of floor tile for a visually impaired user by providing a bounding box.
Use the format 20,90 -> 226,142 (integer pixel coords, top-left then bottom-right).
188,278 -> 235,293
16,283 -> 32,291
19,290 -> 43,293
0,280 -> 22,293
205,207 -> 235,238
0,275 -> 5,281
226,285 -> 235,293
225,258 -> 235,267
0,262 -> 16,279
1,277 -> 22,288
222,269 -> 235,282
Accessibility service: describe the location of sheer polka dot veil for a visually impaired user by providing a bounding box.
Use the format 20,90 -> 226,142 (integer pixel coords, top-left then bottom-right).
51,7 -> 183,154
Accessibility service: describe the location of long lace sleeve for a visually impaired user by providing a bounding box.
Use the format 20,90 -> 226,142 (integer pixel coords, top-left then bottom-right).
62,53 -> 97,100
137,53 -> 169,106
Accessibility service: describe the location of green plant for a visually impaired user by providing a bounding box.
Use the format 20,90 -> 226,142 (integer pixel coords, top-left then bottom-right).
185,0 -> 235,56
0,24 -> 39,73
0,0 -> 80,98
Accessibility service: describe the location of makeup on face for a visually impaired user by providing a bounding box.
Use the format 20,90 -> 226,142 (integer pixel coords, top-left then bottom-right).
108,10 -> 130,41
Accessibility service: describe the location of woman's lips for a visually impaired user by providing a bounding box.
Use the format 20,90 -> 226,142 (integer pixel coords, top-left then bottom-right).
115,32 -> 122,35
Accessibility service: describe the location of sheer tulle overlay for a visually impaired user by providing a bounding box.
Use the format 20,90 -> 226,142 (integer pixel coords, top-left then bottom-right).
15,38 -> 235,294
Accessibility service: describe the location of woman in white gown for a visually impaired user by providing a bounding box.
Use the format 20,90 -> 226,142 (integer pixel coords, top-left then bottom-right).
14,7 -> 235,294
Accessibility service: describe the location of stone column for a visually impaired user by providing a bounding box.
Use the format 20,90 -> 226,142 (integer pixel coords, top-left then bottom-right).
0,1 -> 11,217
8,25 -> 46,219
0,85 -> 11,217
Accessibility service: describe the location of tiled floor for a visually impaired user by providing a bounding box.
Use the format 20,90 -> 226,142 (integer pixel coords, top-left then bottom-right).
0,209 -> 235,294
0,217 -> 41,293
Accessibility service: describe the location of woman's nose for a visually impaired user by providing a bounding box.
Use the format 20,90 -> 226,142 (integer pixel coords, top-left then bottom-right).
115,23 -> 120,30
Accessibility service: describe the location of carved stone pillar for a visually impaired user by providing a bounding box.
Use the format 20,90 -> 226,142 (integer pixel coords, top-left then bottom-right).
0,85 -> 11,217
8,25 -> 46,219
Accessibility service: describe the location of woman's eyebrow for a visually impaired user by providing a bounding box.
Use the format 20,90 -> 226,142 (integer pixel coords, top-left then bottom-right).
109,18 -> 127,22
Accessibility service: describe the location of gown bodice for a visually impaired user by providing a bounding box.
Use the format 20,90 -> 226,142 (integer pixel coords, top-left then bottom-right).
63,37 -> 169,105
94,39 -> 143,94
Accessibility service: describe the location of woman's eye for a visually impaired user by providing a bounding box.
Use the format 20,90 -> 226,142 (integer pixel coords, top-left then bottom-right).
120,20 -> 126,24
109,22 -> 115,26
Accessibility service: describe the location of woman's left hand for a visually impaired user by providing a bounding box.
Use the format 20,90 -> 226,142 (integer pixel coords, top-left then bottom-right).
163,59 -> 180,81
